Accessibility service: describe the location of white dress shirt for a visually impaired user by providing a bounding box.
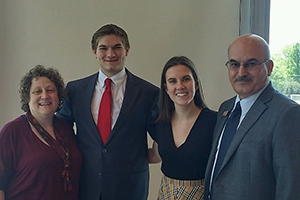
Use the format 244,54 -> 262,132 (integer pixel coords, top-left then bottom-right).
91,68 -> 127,129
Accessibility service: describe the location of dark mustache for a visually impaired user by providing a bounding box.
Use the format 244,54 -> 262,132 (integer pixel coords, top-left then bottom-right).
235,76 -> 252,82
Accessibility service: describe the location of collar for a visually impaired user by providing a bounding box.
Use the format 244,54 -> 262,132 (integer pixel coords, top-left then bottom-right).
98,68 -> 127,88
234,82 -> 269,116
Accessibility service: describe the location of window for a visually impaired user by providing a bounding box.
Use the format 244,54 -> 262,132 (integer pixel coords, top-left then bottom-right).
240,0 -> 300,101
269,0 -> 300,98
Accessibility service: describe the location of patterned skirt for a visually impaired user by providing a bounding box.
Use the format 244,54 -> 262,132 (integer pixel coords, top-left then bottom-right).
157,175 -> 205,200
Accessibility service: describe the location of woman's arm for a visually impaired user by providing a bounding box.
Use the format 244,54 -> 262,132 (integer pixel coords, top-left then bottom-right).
0,190 -> 5,200
148,141 -> 161,164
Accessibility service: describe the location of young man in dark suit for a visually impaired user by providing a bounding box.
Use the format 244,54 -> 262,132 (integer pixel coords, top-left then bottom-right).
205,34 -> 300,200
57,24 -> 159,200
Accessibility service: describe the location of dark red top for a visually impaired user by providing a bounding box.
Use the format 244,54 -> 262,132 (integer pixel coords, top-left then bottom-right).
0,115 -> 82,200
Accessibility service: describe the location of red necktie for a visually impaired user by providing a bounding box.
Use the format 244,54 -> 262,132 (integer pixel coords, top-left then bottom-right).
98,78 -> 112,144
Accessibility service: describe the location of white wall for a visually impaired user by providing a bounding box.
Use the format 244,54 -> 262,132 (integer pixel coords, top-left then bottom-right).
0,1 -> 240,199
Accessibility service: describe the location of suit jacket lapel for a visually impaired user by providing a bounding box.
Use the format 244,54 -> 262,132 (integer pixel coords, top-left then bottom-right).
83,73 -> 103,143
212,99 -> 235,174
215,103 -> 234,140
206,98 -> 235,179
221,102 -> 267,169
220,83 -> 274,172
212,102 -> 234,152
106,70 -> 140,144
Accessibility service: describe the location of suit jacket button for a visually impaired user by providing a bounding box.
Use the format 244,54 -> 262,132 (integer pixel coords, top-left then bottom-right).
102,149 -> 107,153
98,173 -> 102,177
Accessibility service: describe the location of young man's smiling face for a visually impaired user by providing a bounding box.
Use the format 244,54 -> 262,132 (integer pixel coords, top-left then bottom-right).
94,34 -> 129,77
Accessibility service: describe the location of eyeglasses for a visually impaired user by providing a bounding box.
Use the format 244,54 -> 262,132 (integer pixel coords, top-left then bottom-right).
225,59 -> 269,71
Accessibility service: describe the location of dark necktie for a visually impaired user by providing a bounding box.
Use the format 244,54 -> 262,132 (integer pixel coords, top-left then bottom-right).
213,101 -> 241,179
97,78 -> 112,144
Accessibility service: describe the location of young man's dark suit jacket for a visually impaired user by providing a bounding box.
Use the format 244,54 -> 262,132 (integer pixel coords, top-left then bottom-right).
57,69 -> 159,200
204,83 -> 300,200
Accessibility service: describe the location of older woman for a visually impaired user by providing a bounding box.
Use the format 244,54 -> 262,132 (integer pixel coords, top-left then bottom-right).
0,65 -> 82,200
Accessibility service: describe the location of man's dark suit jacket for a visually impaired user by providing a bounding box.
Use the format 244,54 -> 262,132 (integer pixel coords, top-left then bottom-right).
57,69 -> 159,200
205,83 -> 300,200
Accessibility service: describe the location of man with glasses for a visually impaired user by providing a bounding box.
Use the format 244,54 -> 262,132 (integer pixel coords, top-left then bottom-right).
204,34 -> 300,200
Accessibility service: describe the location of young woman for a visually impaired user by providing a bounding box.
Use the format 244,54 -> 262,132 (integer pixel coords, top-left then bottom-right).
149,56 -> 217,200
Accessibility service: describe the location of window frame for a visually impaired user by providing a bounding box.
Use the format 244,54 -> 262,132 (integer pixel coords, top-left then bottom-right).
239,0 -> 271,42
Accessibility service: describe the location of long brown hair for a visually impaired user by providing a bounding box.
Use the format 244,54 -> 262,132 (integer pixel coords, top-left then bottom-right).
157,56 -> 207,122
